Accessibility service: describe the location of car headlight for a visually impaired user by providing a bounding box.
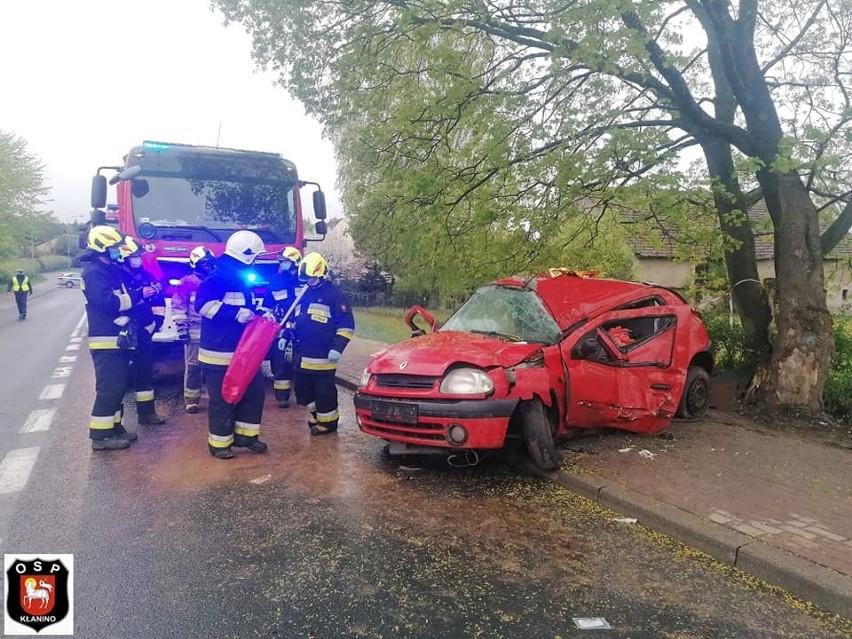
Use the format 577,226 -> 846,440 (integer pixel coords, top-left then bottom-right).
359,368 -> 372,389
440,368 -> 494,395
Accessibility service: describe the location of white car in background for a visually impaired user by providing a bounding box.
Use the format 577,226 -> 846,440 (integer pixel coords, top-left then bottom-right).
57,272 -> 82,288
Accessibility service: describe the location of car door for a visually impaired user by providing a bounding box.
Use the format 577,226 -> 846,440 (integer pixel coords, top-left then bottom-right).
563,305 -> 692,433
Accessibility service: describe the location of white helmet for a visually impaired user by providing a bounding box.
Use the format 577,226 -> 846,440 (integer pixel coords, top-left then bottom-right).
224,230 -> 264,265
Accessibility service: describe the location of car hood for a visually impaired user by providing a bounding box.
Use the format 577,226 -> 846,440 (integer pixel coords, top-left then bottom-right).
367,330 -> 543,376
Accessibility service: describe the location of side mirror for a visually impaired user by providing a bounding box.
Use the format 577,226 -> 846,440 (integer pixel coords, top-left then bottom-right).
108,165 -> 142,185
315,220 -> 327,236
91,175 -> 107,209
312,190 -> 327,220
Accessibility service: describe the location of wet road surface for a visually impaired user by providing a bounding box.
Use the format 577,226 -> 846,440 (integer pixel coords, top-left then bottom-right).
1,291 -> 850,638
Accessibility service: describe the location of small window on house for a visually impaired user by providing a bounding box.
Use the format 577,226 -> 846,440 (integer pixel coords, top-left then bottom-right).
843,289 -> 849,301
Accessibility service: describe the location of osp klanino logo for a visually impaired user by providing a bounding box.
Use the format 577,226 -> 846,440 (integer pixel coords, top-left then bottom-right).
4,555 -> 73,635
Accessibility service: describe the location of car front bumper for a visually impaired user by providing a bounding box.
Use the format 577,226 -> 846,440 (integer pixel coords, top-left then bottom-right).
353,392 -> 518,450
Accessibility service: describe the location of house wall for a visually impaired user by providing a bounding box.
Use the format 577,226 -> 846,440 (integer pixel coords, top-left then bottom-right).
758,259 -> 852,314
632,256 -> 694,289
635,255 -> 852,315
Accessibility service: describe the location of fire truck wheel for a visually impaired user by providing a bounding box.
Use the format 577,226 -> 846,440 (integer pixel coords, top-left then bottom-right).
518,399 -> 560,472
677,365 -> 711,419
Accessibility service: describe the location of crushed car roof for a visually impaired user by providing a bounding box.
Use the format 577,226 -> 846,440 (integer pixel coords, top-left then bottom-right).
493,270 -> 668,330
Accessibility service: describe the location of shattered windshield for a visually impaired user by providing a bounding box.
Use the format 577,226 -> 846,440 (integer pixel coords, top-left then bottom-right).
441,285 -> 561,344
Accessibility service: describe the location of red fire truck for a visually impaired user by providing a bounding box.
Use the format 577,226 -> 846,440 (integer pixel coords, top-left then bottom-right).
90,140 -> 327,349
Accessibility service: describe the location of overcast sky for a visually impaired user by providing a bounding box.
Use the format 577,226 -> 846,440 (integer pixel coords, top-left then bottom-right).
0,0 -> 340,222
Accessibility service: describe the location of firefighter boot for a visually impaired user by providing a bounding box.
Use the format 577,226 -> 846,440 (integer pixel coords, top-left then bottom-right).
115,430 -> 138,442
208,445 -> 235,460
185,403 -> 199,414
233,435 -> 268,454
139,413 -> 167,425
91,437 -> 131,451
309,423 -> 338,436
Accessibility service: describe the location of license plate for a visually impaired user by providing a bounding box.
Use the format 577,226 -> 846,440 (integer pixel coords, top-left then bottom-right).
372,400 -> 418,424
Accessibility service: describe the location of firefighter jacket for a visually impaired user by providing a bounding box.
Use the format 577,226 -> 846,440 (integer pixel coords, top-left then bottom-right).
195,255 -> 258,368
172,273 -> 203,342
123,266 -> 166,336
7,275 -> 32,294
292,279 -> 355,372
81,258 -> 142,350
261,270 -> 301,321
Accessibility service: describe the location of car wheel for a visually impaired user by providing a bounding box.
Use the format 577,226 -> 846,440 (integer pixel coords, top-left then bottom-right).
518,398 -> 560,472
64,281 -> 74,288
677,365 -> 711,419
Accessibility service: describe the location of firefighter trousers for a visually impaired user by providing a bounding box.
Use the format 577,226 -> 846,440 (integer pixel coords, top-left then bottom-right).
183,342 -> 202,405
271,340 -> 294,403
89,350 -> 131,440
294,369 -> 339,432
203,365 -> 265,451
132,331 -> 156,416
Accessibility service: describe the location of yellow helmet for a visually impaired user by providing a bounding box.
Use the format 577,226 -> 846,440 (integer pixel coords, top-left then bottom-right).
298,252 -> 329,281
117,236 -> 142,261
279,246 -> 302,266
87,225 -> 124,253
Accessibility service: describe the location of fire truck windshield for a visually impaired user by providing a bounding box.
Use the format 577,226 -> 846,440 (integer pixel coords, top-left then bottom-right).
130,175 -> 297,244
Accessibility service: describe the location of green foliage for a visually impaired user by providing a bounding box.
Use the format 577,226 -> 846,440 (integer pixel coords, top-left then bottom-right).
701,310 -> 752,372
0,131 -> 60,260
825,321 -> 852,421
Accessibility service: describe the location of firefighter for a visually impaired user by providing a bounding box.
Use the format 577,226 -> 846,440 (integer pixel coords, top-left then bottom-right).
261,246 -> 302,408
81,225 -> 141,451
195,230 -> 268,459
292,252 -> 355,435
7,268 -> 33,319
172,246 -> 216,413
118,236 -> 167,425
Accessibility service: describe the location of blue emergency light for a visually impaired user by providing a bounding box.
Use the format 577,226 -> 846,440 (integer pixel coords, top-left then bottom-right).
245,271 -> 258,284
143,141 -> 171,150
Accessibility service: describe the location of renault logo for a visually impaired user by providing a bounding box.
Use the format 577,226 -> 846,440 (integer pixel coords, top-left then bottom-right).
399,362 -> 408,370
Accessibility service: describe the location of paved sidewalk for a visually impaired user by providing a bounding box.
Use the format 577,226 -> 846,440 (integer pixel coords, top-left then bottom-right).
336,336 -> 852,619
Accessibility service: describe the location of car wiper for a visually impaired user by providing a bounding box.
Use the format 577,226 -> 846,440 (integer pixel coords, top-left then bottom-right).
470,329 -> 522,342
155,225 -> 224,241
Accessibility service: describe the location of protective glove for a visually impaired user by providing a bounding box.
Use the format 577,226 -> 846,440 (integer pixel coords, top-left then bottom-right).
236,308 -> 255,324
177,327 -> 190,343
328,349 -> 342,363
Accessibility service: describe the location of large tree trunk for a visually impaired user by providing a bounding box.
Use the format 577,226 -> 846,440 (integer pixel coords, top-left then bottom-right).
755,170 -> 833,410
700,137 -> 770,359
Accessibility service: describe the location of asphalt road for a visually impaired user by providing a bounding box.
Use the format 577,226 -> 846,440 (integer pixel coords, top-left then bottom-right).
0,287 -> 849,638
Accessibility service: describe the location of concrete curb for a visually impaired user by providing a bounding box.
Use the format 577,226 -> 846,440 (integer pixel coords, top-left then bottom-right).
337,370 -> 852,619
523,462 -> 852,620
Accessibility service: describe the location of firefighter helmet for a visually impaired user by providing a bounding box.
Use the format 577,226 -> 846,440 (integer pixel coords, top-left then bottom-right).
117,236 -> 143,261
15,269 -> 24,275
87,225 -> 124,253
225,230 -> 265,265
189,246 -> 215,269
298,252 -> 329,282
278,246 -> 302,267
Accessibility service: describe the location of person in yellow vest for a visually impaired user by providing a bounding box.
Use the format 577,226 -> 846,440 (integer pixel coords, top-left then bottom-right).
7,269 -> 33,320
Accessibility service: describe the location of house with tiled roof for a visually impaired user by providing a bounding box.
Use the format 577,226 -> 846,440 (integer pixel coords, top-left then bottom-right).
623,201 -> 852,313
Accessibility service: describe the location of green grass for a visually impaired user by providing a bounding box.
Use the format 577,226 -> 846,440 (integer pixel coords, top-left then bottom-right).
354,306 -> 453,344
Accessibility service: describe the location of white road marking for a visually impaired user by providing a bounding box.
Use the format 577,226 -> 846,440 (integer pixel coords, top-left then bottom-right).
65,344 -> 81,351
59,355 -> 77,363
39,384 -> 66,400
69,337 -> 83,343
0,448 -> 40,494
71,312 -> 86,338
51,367 -> 72,378
20,409 -> 56,433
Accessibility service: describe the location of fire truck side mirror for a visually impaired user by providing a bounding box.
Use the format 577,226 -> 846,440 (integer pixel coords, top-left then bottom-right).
315,220 -> 328,236
312,190 -> 327,220
91,175 -> 107,209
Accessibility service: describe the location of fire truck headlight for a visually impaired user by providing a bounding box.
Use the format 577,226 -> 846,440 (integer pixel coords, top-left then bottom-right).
440,368 -> 493,395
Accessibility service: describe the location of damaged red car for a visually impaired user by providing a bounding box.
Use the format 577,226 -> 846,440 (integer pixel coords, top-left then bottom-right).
353,270 -> 713,471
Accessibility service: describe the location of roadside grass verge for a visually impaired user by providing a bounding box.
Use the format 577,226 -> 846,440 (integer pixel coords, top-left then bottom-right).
354,306 -> 453,344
